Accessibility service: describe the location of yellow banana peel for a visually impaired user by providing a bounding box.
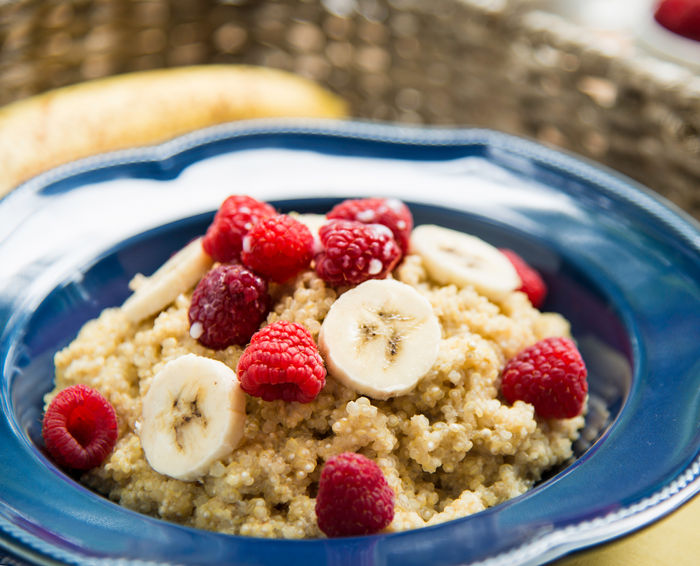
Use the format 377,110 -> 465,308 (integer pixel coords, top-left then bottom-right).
0,65 -> 348,197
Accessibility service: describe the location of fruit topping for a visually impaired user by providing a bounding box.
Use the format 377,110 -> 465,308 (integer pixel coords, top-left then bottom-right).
411,224 -> 521,300
318,279 -> 441,399
237,320 -> 326,403
202,195 -> 277,263
501,337 -> 588,419
315,219 -> 401,286
288,212 -> 326,256
188,264 -> 270,350
499,248 -> 547,308
140,354 -> 246,481
315,452 -> 395,537
121,237 -> 213,324
42,384 -> 118,470
327,197 -> 413,256
241,214 -> 314,283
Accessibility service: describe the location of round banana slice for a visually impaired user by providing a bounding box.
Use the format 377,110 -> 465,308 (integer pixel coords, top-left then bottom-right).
289,212 -> 327,235
140,354 -> 246,481
318,279 -> 441,400
121,237 -> 213,324
288,212 -> 327,254
410,224 -> 521,300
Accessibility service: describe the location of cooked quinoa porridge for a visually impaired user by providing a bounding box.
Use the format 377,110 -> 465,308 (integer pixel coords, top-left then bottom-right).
44,196 -> 587,539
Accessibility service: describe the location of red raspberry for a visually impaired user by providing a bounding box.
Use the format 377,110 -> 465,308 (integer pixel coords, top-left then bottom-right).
241,214 -> 314,283
237,320 -> 326,403
202,195 -> 277,263
188,264 -> 270,350
501,337 -> 588,419
327,197 -> 413,256
42,384 -> 118,470
655,0 -> 700,41
315,220 -> 401,286
315,452 -> 395,537
500,249 -> 547,308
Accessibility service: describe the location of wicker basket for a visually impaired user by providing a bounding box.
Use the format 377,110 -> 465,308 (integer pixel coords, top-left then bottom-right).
1,0 -> 698,219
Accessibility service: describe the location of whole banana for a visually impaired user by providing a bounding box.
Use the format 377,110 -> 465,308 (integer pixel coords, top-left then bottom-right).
0,65 -> 347,196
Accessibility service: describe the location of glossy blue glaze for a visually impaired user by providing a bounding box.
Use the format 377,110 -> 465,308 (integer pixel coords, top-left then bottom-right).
1,121 -> 699,566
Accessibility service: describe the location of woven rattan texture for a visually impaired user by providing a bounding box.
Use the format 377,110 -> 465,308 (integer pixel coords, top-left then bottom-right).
1,0 -> 698,218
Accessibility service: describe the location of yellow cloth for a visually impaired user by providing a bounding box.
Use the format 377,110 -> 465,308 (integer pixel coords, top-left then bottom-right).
553,494 -> 700,565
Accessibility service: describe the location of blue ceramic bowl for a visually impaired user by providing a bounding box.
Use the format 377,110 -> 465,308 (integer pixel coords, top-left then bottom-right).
1,121 -> 699,566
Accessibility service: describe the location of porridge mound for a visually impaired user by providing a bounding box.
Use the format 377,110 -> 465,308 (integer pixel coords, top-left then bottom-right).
49,253 -> 584,538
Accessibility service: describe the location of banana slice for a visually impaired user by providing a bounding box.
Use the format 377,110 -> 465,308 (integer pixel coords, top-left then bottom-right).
289,212 -> 327,254
410,224 -> 521,300
121,237 -> 213,324
140,354 -> 246,481
318,279 -> 441,399
290,212 -> 327,235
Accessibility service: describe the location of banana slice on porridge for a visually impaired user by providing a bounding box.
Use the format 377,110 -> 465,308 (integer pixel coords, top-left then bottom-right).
411,224 -> 521,300
139,354 -> 246,481
318,279 -> 441,400
121,237 -> 213,324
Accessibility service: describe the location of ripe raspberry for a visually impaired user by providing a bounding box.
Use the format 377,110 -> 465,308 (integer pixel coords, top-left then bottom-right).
315,452 -> 395,537
188,264 -> 270,350
42,384 -> 118,470
500,249 -> 547,308
654,0 -> 700,41
327,197 -> 413,256
241,214 -> 314,283
237,320 -> 326,403
202,195 -> 277,263
315,220 -> 401,286
501,337 -> 588,419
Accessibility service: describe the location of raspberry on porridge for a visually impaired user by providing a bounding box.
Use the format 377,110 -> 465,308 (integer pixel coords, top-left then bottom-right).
315,452 -> 395,537
241,214 -> 314,283
326,197 -> 413,257
42,384 -> 118,471
188,264 -> 270,350
237,320 -> 326,404
315,219 -> 402,286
